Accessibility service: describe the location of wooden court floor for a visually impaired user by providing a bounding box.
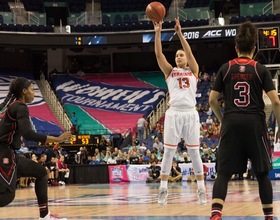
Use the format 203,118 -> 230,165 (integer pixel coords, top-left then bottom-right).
1,180 -> 280,220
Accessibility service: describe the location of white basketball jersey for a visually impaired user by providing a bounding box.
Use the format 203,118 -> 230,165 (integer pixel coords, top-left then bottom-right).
166,67 -> 198,109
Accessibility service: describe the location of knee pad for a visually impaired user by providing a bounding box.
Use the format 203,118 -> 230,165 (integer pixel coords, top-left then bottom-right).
161,148 -> 176,176
187,148 -> 203,176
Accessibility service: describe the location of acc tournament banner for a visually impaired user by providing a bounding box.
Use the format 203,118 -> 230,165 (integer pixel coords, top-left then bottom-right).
52,75 -> 166,114
108,165 -> 129,183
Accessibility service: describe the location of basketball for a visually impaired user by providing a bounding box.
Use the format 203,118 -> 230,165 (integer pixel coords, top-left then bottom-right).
145,1 -> 166,22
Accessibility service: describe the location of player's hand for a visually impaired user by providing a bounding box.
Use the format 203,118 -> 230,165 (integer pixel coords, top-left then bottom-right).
174,17 -> 181,34
153,21 -> 162,32
57,132 -> 72,143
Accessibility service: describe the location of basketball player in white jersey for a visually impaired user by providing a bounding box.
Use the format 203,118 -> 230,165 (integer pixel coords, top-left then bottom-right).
153,18 -> 206,205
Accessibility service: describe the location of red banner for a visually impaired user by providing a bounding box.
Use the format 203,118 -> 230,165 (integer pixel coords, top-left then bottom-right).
108,165 -> 129,183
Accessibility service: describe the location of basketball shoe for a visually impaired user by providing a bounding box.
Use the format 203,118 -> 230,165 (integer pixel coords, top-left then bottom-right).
197,188 -> 207,205
158,187 -> 168,206
39,211 -> 67,220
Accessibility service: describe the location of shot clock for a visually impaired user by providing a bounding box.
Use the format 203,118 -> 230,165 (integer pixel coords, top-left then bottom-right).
257,27 -> 279,50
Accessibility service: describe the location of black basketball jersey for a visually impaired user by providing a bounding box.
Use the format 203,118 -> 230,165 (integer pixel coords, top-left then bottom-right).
212,57 -> 275,116
0,100 -> 46,150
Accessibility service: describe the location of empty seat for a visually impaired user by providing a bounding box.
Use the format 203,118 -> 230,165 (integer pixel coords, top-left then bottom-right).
102,15 -> 110,25
123,14 -> 131,24
114,14 -> 122,24
130,14 -> 138,23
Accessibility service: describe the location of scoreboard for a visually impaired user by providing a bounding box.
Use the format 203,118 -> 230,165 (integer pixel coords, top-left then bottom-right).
68,134 -> 101,146
258,27 -> 279,50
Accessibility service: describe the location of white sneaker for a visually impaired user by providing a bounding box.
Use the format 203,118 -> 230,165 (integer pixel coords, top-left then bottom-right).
197,188 -> 207,205
158,187 -> 168,206
58,181 -> 65,185
39,211 -> 67,220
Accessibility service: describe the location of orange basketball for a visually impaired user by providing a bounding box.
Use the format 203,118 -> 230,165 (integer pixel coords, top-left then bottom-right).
145,1 -> 166,22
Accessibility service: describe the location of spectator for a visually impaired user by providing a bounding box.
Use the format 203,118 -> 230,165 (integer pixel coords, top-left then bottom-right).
201,149 -> 213,163
175,150 -> 184,163
57,146 -> 67,158
152,137 -> 163,152
71,112 -> 77,128
17,140 -> 32,156
205,115 -> 213,125
46,157 -> 59,186
150,153 -> 158,164
107,153 -> 117,164
57,155 -> 70,185
137,115 -> 147,145
70,125 -> 77,135
177,138 -> 187,151
75,147 -> 88,164
89,156 -> 100,165
204,103 -> 212,116
207,125 -> 214,138
146,160 -> 161,183
116,152 -> 128,165
168,161 -> 182,182
143,150 -> 151,162
129,151 -> 139,164
197,103 -> 204,113
183,152 -> 191,163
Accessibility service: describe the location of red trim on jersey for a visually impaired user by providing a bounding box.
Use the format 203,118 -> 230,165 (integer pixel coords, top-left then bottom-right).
0,112 -> 4,119
6,100 -> 21,121
0,162 -> 15,179
232,57 -> 257,67
7,123 -> 16,144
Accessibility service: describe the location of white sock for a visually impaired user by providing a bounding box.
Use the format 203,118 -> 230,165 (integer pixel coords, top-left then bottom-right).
160,180 -> 168,189
197,180 -> 205,189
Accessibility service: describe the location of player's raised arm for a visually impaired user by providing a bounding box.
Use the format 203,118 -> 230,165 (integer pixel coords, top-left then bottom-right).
174,18 -> 199,76
154,21 -> 173,78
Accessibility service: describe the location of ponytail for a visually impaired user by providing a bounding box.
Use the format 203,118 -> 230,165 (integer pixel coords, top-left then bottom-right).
0,77 -> 31,113
0,91 -> 15,113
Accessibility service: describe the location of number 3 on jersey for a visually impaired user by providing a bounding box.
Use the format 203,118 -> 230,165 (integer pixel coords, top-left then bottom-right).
177,77 -> 190,88
234,82 -> 250,107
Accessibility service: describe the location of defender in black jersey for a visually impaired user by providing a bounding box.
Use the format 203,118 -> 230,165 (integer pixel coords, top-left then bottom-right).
0,77 -> 71,220
209,21 -> 280,220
